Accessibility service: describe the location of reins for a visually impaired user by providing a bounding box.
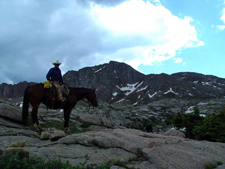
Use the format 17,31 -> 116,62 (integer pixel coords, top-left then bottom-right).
68,86 -> 94,111
81,99 -> 93,111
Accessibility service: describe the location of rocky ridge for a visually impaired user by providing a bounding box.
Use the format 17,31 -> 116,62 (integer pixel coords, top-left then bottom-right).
63,61 -> 225,104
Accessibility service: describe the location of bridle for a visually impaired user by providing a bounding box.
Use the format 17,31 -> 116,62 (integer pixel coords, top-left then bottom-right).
68,86 -> 95,111
81,99 -> 93,111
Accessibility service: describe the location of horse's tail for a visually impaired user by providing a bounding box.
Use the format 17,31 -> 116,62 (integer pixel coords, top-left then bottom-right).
22,86 -> 30,126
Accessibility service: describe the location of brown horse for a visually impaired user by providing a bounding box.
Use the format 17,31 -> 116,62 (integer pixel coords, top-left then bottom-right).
22,83 -> 98,131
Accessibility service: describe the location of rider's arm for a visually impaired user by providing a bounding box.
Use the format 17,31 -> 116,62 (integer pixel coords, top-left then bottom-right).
46,68 -> 53,81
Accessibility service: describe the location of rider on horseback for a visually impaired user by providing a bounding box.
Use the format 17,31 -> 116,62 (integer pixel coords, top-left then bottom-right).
46,60 -> 67,105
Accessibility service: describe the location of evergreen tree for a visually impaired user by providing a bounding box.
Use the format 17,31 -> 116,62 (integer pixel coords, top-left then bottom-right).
193,107 -> 225,142
170,105 -> 225,142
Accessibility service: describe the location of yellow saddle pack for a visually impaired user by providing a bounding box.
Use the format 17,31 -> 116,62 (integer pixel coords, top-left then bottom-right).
42,80 -> 52,88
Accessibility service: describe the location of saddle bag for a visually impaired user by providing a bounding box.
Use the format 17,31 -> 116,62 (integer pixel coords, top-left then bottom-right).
43,80 -> 52,88
61,84 -> 70,96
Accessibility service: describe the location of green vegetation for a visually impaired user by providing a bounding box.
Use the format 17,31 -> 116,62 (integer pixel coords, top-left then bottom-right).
108,105 -> 123,111
0,152 -> 144,169
41,121 -> 90,134
205,161 -> 223,169
142,116 -> 160,128
193,107 -> 225,142
168,106 -> 225,142
0,153 -> 91,169
9,141 -> 25,148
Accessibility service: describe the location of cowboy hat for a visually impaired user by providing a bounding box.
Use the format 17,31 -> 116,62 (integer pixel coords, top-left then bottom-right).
52,60 -> 61,65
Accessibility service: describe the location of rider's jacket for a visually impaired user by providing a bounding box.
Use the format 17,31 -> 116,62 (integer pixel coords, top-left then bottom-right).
46,67 -> 63,82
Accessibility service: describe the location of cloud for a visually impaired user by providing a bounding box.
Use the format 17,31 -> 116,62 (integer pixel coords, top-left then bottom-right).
0,0 -> 203,84
217,6 -> 225,31
222,8 -> 225,22
217,25 -> 225,30
174,58 -> 183,64
0,0 -> 105,83
91,0 -> 203,69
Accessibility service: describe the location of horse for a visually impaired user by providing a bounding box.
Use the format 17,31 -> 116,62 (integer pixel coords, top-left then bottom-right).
22,83 -> 98,131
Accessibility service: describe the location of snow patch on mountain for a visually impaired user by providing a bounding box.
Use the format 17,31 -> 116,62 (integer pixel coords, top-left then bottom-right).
164,88 -> 178,95
116,98 -> 125,103
94,66 -> 105,73
117,81 -> 143,96
112,92 -> 118,96
148,92 -> 157,98
185,106 -> 195,114
137,85 -> 148,92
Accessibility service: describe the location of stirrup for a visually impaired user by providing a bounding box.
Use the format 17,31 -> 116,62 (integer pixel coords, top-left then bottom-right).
61,97 -> 67,102
60,98 -> 67,107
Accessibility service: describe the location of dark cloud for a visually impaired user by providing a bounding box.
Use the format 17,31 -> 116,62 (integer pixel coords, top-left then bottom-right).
0,0 -> 111,84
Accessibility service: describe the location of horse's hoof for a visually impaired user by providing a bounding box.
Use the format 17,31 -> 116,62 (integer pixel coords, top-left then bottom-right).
33,124 -> 38,131
38,125 -> 43,132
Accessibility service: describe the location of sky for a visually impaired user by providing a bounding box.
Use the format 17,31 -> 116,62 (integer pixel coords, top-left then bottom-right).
1,0 -> 225,84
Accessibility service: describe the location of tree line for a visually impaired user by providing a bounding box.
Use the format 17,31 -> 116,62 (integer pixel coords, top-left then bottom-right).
166,106 -> 225,143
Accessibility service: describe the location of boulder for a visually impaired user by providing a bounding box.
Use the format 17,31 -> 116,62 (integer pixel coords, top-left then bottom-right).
40,131 -> 51,140
50,129 -> 66,141
9,141 -> 26,147
101,117 -> 114,128
56,129 -> 225,168
74,113 -> 102,126
0,101 -> 22,122
41,128 -> 66,141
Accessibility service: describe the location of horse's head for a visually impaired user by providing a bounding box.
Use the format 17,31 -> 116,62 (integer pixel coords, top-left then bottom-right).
87,89 -> 98,107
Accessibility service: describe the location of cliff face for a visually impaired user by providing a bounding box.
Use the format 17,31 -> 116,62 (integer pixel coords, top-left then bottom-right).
1,61 -> 225,105
0,81 -> 35,99
63,61 -> 145,101
63,61 -> 225,104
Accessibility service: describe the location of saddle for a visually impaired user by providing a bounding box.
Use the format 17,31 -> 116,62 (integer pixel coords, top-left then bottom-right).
43,81 -> 70,108
43,81 -> 70,96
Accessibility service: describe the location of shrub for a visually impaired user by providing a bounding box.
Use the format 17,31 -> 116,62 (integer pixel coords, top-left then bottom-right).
170,106 -> 225,143
0,153 -> 91,169
205,161 -> 223,169
0,153 -> 29,169
193,112 -> 225,142
0,153 -> 130,169
172,106 -> 204,139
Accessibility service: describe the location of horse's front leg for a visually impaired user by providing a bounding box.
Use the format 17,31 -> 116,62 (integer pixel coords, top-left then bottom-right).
63,107 -> 72,131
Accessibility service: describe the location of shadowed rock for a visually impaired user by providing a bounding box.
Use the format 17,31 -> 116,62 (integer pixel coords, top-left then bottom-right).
0,100 -> 22,122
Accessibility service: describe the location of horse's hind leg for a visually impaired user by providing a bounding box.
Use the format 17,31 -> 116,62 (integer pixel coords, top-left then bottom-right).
63,107 -> 72,131
31,104 -> 42,132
